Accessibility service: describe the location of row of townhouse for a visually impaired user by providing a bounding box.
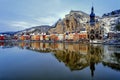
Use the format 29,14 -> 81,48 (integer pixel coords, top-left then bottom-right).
0,34 -> 12,41
17,31 -> 88,42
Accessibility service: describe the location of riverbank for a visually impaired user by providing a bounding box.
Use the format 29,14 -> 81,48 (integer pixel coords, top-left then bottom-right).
0,39 -> 95,44
1,39 -> 120,45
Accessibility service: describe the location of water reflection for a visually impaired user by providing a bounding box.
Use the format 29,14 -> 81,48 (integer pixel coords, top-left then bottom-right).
0,42 -> 120,78
53,44 -> 103,77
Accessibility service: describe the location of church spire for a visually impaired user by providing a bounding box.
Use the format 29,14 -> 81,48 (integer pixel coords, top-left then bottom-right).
90,5 -> 95,26
92,6 -> 94,13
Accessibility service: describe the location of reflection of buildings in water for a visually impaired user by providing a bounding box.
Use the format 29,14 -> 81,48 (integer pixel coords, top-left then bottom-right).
0,42 -> 14,48
29,42 -> 51,53
30,42 -> 40,50
53,44 -> 103,77
0,42 -> 4,46
19,42 -> 25,49
103,45 -> 120,72
54,50 -> 89,70
18,42 -> 30,49
79,44 -> 88,54
49,43 -> 59,50
64,44 -> 88,54
90,60 -> 95,77
102,51 -> 120,71
109,46 -> 120,53
103,62 -> 120,72
26,43 -> 89,54
26,42 -> 103,77
63,43 -> 89,54
88,44 -> 103,77
1,42 -> 120,75
103,45 -> 120,64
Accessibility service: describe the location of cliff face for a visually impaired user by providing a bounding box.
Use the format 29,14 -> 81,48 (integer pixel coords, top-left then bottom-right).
49,10 -> 90,34
48,9 -> 120,35
14,10 -> 101,35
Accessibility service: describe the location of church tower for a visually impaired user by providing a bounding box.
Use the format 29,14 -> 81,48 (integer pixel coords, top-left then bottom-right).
89,6 -> 96,41
88,6 -> 103,42
90,6 -> 95,26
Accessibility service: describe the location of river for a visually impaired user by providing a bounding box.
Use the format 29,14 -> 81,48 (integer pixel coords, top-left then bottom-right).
0,42 -> 120,80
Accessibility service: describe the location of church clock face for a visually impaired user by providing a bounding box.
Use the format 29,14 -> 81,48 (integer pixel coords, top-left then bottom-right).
90,35 -> 95,40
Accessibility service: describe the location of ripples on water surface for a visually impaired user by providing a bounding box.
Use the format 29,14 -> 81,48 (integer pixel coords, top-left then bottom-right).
0,42 -> 120,80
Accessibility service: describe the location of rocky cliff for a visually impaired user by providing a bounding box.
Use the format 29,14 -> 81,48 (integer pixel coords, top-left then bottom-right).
15,9 -> 120,36
48,10 -> 90,34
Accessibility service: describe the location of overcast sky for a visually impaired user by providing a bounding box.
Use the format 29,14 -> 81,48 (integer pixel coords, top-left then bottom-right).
0,0 -> 120,32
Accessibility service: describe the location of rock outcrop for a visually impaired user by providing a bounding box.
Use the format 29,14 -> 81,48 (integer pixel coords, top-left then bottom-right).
48,10 -> 90,34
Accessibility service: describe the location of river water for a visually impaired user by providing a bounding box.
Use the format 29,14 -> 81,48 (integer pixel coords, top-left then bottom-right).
0,42 -> 120,80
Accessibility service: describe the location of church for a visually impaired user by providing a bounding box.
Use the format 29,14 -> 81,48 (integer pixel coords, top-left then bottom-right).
87,6 -> 104,43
